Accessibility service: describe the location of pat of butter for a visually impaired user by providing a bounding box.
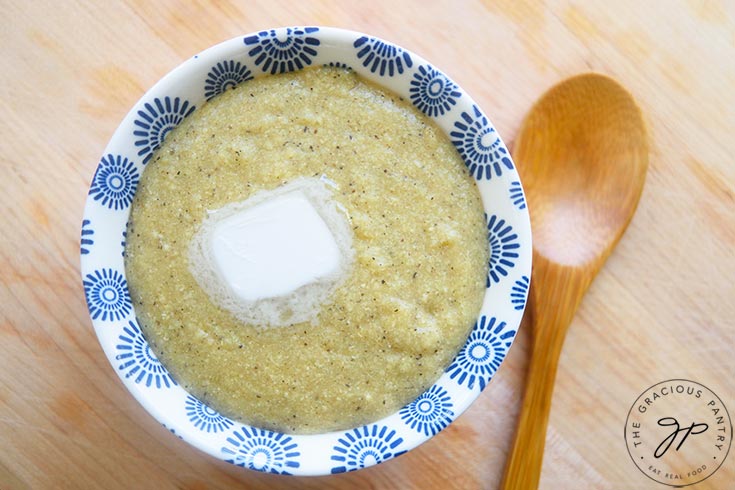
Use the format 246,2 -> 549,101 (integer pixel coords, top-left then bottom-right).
210,191 -> 341,301
189,176 -> 353,327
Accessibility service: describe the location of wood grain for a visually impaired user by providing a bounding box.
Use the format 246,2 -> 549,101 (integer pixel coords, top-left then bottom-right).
1,1 -> 733,489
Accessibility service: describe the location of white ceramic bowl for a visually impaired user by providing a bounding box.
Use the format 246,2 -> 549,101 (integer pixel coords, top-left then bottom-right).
80,27 -> 531,476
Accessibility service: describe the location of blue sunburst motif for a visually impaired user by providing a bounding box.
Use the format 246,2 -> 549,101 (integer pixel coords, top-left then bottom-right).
88,154 -> 139,210
82,268 -> 131,321
450,105 -> 513,180
509,181 -> 527,210
204,60 -> 253,100
446,316 -> 516,391
324,61 -> 352,70
354,36 -> 413,76
116,320 -> 176,389
511,275 -> 530,311
409,65 -> 461,117
243,27 -> 320,75
185,395 -> 234,433
80,219 -> 94,255
133,96 -> 196,164
486,214 -> 520,287
222,426 -> 300,474
399,385 -> 454,437
162,423 -> 183,440
121,230 -> 127,257
330,424 -> 406,474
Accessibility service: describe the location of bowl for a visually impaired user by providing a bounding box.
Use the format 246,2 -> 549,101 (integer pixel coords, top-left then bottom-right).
80,26 -> 531,476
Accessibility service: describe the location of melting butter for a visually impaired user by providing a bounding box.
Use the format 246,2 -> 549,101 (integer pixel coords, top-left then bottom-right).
188,177 -> 354,327
210,191 -> 341,301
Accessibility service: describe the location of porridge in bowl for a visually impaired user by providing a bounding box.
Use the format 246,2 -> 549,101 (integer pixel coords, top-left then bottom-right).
82,27 -> 532,475
124,66 -> 488,433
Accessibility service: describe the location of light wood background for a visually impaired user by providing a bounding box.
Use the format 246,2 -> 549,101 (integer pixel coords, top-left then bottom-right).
1,1 -> 733,489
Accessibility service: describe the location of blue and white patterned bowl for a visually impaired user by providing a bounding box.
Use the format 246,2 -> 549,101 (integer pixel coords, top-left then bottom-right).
81,27 -> 531,476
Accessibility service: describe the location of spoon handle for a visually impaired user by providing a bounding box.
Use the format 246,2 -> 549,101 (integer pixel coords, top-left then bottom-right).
501,264 -> 591,490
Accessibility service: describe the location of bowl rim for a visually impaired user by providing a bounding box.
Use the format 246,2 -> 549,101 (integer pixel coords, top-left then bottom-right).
80,26 -> 532,476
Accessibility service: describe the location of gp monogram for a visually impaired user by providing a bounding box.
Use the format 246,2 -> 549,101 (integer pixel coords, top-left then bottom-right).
624,379 -> 732,487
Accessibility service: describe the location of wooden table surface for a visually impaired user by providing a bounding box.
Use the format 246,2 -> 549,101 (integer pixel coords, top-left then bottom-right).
2,1 -> 733,489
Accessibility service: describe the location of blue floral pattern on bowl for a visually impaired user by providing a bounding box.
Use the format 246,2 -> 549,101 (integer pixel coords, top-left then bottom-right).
185,395 -> 234,433
204,60 -> 253,100
133,97 -> 195,164
399,385 -> 454,436
330,425 -> 406,473
509,180 -> 527,210
80,219 -> 94,255
486,214 -> 520,287
354,36 -> 413,76
244,27 -> 320,75
163,423 -> 183,440
324,61 -> 352,70
82,27 -> 531,477
222,426 -> 300,474
115,320 -> 176,389
88,154 -> 139,211
83,268 -> 131,321
511,275 -> 530,311
451,105 -> 514,180
446,316 -> 516,391
410,65 -> 461,117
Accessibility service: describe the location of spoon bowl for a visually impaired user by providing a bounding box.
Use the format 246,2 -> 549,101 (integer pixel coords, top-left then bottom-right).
501,73 -> 648,489
519,74 -> 648,266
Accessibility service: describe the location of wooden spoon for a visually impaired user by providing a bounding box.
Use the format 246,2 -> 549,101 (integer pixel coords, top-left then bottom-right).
501,74 -> 648,490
